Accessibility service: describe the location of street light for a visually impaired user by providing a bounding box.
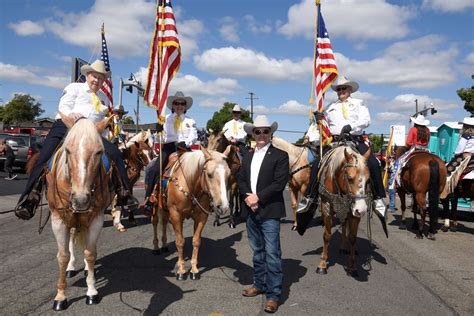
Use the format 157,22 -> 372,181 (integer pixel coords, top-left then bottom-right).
119,73 -> 144,134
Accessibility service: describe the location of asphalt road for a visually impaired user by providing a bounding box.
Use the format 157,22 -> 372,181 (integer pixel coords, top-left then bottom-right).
0,177 -> 472,315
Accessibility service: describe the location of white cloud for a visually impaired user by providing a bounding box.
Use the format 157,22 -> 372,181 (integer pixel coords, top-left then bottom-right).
278,0 -> 414,41
276,100 -> 309,115
422,0 -> 474,12
0,62 -> 68,89
8,20 -> 45,36
134,67 -> 241,97
465,52 -> 474,64
244,15 -> 272,34
194,47 -> 312,81
219,17 -> 239,43
337,35 -> 459,89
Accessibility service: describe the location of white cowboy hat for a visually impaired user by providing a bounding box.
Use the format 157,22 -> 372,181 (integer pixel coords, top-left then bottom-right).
231,104 -> 241,112
243,115 -> 278,135
460,117 -> 474,126
80,59 -> 111,77
113,105 -> 128,115
410,114 -> 430,126
331,76 -> 359,93
166,91 -> 193,110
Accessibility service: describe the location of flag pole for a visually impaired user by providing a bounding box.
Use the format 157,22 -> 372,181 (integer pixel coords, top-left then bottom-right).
312,0 -> 323,157
101,23 -> 115,136
157,0 -> 165,210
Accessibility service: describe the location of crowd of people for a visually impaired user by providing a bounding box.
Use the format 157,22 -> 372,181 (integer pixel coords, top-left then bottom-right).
7,58 -> 473,314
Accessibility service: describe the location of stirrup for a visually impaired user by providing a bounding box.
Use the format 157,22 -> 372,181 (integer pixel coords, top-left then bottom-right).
296,197 -> 313,214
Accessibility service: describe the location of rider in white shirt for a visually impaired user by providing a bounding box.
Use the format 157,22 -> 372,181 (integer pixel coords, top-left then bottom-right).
297,76 -> 388,235
222,104 -> 248,155
454,117 -> 474,179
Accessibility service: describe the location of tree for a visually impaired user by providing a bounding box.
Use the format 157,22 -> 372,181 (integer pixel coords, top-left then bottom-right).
0,94 -> 44,124
206,102 -> 252,132
457,82 -> 474,116
122,116 -> 134,125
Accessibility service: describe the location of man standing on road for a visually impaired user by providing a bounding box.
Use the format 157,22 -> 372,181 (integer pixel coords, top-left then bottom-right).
0,139 -> 17,180
238,115 -> 289,314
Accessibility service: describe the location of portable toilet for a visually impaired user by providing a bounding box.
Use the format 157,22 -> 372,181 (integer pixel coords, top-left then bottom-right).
427,126 -> 439,155
437,122 -> 462,162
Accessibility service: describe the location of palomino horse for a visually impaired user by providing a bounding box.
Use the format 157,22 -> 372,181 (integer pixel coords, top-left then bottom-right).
207,130 -> 241,228
440,154 -> 474,232
151,148 -> 231,280
271,136 -> 311,230
46,114 -> 113,311
394,146 -> 447,239
110,130 -> 154,231
315,146 -> 371,277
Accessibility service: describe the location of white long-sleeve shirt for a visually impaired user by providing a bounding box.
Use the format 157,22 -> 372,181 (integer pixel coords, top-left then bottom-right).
163,112 -> 198,147
325,97 -> 370,135
250,143 -> 270,194
306,123 -> 320,144
223,119 -> 247,142
454,134 -> 474,179
55,82 -> 109,122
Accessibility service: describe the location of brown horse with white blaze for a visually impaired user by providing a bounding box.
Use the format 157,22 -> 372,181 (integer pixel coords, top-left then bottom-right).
46,113 -> 113,311
151,148 -> 231,280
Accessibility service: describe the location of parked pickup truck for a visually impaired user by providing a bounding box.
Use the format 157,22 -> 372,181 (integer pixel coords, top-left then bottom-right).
0,133 -> 43,171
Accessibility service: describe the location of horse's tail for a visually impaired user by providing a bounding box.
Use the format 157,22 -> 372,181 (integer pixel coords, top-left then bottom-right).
73,227 -> 87,250
428,159 -> 440,234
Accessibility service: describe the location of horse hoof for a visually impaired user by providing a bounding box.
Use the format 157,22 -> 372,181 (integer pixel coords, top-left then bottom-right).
65,270 -> 78,278
84,270 -> 88,277
213,220 -> 219,227
291,225 -> 297,231
176,273 -> 186,281
415,234 -> 423,239
190,272 -> 201,280
53,299 -> 68,311
449,226 -> 457,232
316,267 -> 327,275
85,294 -> 100,305
152,249 -> 161,255
399,223 -> 407,230
229,222 -> 235,229
161,246 -> 170,253
427,233 -> 436,240
347,270 -> 359,278
441,226 -> 449,232
339,249 -> 349,255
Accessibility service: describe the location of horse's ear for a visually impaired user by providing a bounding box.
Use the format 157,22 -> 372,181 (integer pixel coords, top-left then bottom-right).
59,111 -> 74,129
363,147 -> 371,160
201,147 -> 212,160
344,148 -> 352,162
134,141 -> 139,148
96,116 -> 114,134
223,144 -> 231,158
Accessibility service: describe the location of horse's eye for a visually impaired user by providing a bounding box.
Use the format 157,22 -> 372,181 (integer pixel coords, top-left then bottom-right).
207,172 -> 213,178
95,150 -> 103,156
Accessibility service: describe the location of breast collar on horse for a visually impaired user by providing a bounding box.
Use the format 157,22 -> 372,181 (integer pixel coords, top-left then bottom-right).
165,155 -> 215,215
289,146 -> 311,176
317,144 -> 369,222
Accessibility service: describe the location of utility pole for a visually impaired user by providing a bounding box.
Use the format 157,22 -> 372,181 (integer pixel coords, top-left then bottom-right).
246,92 -> 258,121
415,98 -> 418,114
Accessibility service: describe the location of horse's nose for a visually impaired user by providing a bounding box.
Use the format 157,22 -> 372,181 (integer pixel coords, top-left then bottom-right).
71,192 -> 91,211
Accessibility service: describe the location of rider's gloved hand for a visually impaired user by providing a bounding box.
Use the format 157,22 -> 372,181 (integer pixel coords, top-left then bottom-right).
313,111 -> 325,122
341,124 -> 352,134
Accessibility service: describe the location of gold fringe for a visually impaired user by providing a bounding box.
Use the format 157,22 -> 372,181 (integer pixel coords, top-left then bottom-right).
440,156 -> 470,198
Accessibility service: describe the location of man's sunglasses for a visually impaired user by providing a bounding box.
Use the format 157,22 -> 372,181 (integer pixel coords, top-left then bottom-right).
336,86 -> 348,92
254,129 -> 270,135
173,102 -> 187,106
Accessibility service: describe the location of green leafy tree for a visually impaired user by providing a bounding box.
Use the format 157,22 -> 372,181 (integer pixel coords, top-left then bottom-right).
206,102 -> 252,133
457,82 -> 474,116
0,94 -> 44,124
122,116 -> 134,125
369,134 -> 384,153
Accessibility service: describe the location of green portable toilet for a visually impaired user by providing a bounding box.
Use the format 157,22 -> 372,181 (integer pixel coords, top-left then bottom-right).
437,122 -> 462,162
427,126 -> 439,155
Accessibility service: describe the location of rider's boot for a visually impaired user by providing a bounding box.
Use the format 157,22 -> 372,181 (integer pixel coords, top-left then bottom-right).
15,177 -> 44,220
374,198 -> 389,238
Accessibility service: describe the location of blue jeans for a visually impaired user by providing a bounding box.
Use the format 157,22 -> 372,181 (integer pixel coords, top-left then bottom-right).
388,188 -> 396,210
246,213 -> 282,301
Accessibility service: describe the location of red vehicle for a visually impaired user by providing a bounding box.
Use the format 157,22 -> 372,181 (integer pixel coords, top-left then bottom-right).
1,127 -> 36,135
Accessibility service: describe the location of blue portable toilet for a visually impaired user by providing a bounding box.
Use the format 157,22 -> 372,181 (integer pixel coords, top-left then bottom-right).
437,122 -> 462,162
427,126 -> 439,155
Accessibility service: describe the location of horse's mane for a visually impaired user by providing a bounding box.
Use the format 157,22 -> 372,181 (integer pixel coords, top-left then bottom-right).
179,150 -> 224,183
57,119 -> 104,175
327,146 -> 366,176
125,130 -> 151,148
271,136 -> 307,165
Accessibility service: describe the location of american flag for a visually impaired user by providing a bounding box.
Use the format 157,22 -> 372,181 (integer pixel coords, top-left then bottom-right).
144,0 -> 181,123
313,3 -> 338,145
100,23 -> 113,111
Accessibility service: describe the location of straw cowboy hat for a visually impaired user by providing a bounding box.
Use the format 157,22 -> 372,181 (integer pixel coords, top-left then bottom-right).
231,104 -> 242,112
166,91 -> 193,110
460,117 -> 474,126
410,114 -> 430,126
80,59 -> 111,77
244,115 -> 278,135
331,76 -> 359,93
113,105 -> 128,115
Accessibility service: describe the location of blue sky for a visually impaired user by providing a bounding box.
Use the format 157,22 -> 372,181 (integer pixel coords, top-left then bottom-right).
1,0 -> 473,142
